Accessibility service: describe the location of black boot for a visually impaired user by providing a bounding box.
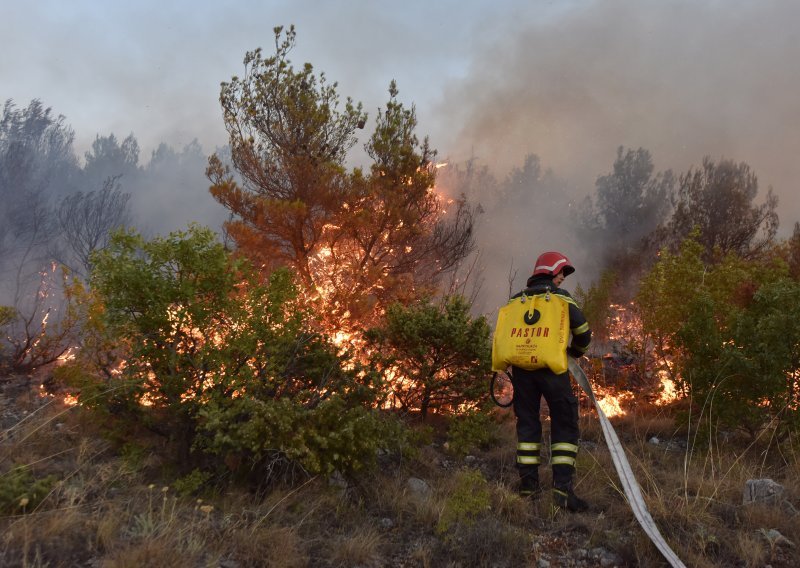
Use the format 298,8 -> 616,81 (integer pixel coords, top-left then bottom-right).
519,475 -> 541,499
553,487 -> 589,512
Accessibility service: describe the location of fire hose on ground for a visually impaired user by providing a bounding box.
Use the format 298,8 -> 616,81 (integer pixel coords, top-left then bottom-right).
568,357 -> 686,568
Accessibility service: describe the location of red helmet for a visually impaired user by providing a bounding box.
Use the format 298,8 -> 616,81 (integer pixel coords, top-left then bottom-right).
532,251 -> 575,277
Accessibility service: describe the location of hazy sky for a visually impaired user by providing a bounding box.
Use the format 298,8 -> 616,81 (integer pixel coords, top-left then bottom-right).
5,0 -> 799,239
5,0 -> 546,158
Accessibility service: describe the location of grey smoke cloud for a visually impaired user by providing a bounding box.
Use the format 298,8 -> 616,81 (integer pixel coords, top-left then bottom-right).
4,0 -> 510,160
423,0 -> 800,313
432,0 -> 800,231
4,0 -> 798,311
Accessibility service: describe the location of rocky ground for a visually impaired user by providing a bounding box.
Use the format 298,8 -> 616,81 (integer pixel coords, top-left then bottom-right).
3,372 -> 799,567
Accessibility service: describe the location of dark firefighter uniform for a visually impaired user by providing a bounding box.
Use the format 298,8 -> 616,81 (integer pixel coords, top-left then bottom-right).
510,273 -> 591,508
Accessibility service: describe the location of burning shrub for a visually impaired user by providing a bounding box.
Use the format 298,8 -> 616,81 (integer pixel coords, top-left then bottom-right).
365,295 -> 491,419
0,268 -> 82,374
61,225 -> 387,476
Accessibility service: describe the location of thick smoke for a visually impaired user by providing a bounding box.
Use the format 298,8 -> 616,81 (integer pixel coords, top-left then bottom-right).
5,1 -> 799,320
0,113 -> 226,317
430,0 -> 800,310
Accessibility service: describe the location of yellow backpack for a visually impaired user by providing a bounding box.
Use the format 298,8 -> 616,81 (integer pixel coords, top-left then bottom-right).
491,291 -> 572,374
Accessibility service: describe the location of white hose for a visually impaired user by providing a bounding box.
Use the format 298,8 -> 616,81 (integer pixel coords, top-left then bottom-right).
569,358 -> 686,568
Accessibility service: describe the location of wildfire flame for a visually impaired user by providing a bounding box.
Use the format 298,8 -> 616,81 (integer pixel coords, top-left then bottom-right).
61,393 -> 79,406
654,370 -> 679,406
57,347 -> 77,363
586,384 -> 630,418
38,382 -> 79,407
585,302 -> 685,417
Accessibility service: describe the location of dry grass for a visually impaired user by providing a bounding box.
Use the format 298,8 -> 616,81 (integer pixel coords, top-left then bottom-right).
489,483 -> 531,525
736,531 -> 769,568
370,474 -> 443,530
2,385 -> 800,567
101,537 -> 205,568
224,525 -> 308,568
327,525 -> 384,567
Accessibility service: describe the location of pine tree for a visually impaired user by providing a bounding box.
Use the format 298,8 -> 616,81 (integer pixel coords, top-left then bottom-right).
208,26 -> 475,328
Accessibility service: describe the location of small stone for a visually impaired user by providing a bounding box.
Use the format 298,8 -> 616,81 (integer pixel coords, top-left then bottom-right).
328,470 -> 348,490
587,546 -> 624,568
782,499 -> 799,516
758,528 -> 796,548
744,479 -> 785,505
464,455 -> 477,464
379,517 -> 394,530
407,477 -> 431,498
537,557 -> 550,568
648,436 -> 660,445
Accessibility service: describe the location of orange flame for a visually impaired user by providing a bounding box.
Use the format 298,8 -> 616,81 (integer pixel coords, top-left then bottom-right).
61,393 -> 79,406
591,385 -> 633,418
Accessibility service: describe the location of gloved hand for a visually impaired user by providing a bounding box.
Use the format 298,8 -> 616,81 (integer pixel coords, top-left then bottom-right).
567,347 -> 585,359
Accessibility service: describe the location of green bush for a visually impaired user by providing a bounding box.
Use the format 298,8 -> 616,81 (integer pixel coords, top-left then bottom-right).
573,269 -> 618,343
172,468 -> 212,497
437,469 -> 492,534
119,442 -> 149,471
447,411 -> 498,457
678,278 -> 800,439
198,396 -> 393,476
636,232 -> 793,430
0,466 -> 57,514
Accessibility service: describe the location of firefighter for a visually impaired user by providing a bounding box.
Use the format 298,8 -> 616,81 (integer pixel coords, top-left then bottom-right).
510,251 -> 592,512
